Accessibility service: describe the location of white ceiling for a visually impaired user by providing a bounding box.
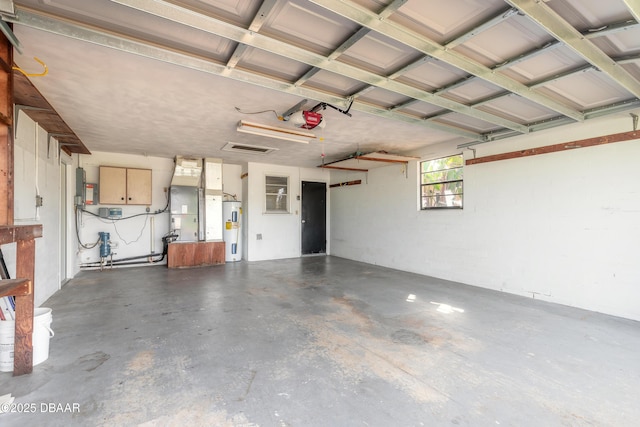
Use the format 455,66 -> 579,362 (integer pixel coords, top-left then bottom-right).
5,0 -> 640,167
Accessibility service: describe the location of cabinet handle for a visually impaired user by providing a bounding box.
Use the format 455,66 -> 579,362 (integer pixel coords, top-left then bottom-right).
121,197 -> 124,200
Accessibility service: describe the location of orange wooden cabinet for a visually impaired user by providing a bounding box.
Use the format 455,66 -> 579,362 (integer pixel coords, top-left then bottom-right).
167,241 -> 225,268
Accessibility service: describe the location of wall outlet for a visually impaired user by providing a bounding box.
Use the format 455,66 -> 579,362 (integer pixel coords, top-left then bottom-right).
35,195 -> 43,207
256,233 -> 262,240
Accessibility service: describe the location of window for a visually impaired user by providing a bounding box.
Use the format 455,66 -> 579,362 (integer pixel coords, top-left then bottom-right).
265,175 -> 289,213
420,154 -> 463,209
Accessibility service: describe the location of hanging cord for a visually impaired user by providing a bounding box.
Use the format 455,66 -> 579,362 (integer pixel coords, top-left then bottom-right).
112,214 -> 149,245
13,57 -> 48,77
234,106 -> 281,120
77,209 -> 149,246
319,127 -> 326,167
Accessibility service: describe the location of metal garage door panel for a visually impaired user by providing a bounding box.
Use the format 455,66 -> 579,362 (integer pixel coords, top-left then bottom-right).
539,70 -> 632,110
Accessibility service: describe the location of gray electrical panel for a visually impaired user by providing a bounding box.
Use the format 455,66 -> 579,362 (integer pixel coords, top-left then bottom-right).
75,167 -> 86,206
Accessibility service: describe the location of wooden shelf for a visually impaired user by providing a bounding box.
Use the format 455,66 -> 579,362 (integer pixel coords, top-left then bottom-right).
318,151 -> 418,172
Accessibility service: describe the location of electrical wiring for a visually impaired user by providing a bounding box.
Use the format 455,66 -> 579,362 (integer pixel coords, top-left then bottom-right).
74,208 -> 100,249
13,57 -> 48,77
80,197 -> 169,220
77,206 -> 157,246
80,208 -> 160,220
78,188 -> 170,220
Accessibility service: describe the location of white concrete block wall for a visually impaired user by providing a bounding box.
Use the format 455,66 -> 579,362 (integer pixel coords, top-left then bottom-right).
245,162 -> 330,261
222,164 -> 243,202
241,164 -> 249,262
330,113 -> 640,321
246,163 -> 301,261
5,113 -> 64,306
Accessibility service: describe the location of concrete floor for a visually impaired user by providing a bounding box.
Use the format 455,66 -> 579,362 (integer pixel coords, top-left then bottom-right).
1,256 -> 639,426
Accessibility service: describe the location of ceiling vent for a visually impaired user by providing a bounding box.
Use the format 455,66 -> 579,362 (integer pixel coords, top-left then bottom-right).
222,142 -> 278,155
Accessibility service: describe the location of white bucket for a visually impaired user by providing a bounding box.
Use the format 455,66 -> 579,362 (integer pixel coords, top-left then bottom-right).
0,308 -> 54,372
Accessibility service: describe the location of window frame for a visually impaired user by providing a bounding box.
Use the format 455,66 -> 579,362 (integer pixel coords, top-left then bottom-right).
419,154 -> 464,210
265,174 -> 290,214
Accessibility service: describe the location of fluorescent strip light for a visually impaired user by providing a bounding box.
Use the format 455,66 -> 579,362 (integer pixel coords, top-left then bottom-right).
237,120 -> 316,144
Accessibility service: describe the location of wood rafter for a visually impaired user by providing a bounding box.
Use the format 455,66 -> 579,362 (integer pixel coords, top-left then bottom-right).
466,131 -> 640,165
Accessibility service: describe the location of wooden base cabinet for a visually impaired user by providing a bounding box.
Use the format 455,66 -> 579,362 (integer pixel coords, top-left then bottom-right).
167,241 -> 225,268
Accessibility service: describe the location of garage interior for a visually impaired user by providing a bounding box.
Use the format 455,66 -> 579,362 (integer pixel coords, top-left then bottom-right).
1,0 -> 640,425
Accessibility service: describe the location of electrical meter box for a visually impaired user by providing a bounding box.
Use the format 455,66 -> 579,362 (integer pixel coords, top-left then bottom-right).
98,207 -> 123,219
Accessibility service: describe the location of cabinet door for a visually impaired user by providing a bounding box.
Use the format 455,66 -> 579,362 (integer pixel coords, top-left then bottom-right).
127,168 -> 152,205
99,166 -> 127,204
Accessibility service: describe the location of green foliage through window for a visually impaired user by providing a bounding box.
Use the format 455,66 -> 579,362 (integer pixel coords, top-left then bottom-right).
420,154 -> 463,209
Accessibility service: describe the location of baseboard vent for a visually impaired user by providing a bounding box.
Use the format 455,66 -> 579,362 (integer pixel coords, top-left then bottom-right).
222,142 -> 278,155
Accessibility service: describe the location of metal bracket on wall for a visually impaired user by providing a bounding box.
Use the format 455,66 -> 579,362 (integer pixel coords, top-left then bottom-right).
631,113 -> 638,131
466,147 -> 477,159
57,142 -> 80,160
14,104 -> 52,139
47,133 -> 76,158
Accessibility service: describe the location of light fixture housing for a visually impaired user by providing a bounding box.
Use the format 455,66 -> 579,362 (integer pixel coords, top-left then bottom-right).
237,120 -> 316,144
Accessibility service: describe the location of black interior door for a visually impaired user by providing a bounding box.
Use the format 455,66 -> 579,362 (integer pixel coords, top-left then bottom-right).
301,181 -> 326,254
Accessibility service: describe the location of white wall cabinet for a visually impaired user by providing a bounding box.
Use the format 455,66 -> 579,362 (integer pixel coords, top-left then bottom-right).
99,166 -> 152,205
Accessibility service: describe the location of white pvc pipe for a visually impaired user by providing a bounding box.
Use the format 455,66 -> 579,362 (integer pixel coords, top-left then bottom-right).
150,216 -> 155,254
